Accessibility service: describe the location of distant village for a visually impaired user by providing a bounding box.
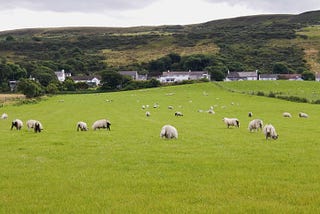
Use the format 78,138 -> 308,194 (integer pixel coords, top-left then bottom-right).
52,69 -> 320,87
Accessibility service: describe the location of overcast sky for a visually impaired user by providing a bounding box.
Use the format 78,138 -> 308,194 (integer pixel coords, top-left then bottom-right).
1,0 -> 320,31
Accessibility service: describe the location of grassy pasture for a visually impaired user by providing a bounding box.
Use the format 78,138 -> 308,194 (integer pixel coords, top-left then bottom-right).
218,80 -> 320,103
1,82 -> 320,213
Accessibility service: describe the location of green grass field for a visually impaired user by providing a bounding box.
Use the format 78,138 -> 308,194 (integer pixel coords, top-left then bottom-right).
1,82 -> 320,213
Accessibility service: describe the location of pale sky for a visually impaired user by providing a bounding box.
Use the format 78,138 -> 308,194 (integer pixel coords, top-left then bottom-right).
1,0 -> 319,31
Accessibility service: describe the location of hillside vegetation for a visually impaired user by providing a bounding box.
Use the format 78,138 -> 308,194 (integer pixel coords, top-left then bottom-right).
0,10 -> 319,93
1,82 -> 320,212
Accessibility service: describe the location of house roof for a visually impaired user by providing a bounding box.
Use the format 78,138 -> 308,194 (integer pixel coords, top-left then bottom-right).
162,71 -> 208,77
119,71 -> 138,76
259,74 -> 279,78
71,76 -> 101,81
278,74 -> 302,80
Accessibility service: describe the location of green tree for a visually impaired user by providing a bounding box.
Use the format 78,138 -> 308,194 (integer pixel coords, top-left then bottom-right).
17,79 -> 43,98
100,70 -> 128,90
301,71 -> 315,81
272,62 -> 291,74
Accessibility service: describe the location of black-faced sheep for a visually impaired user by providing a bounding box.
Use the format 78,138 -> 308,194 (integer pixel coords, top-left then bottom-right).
248,112 -> 253,117
77,121 -> 88,131
223,118 -> 240,128
34,121 -> 43,133
146,111 -> 151,117
160,125 -> 178,139
1,113 -> 8,119
11,119 -> 23,130
298,112 -> 308,118
175,111 -> 183,116
283,112 -> 292,118
263,124 -> 278,140
248,119 -> 263,132
92,119 -> 111,131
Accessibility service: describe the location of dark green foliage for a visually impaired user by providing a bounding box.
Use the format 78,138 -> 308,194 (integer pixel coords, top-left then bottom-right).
301,71 -> 315,81
17,78 -> 43,98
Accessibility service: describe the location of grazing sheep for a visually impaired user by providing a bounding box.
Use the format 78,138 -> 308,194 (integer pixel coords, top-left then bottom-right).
283,112 -> 292,118
1,113 -> 8,119
146,111 -> 151,117
34,121 -> 43,133
248,112 -> 253,117
263,124 -> 278,140
160,125 -> 178,139
298,112 -> 308,118
223,117 -> 240,128
26,119 -> 37,131
142,105 -> 146,109
153,103 -> 159,108
77,121 -> 88,131
207,109 -> 215,114
11,119 -> 23,130
248,119 -> 263,132
92,119 -> 111,131
168,105 -> 174,110
175,111 -> 183,116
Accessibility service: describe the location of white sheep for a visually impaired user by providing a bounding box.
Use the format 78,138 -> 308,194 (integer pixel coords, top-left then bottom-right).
248,112 -> 253,117
223,117 -> 240,128
248,119 -> 263,132
1,113 -> 8,119
77,121 -> 88,131
160,125 -> 178,139
34,121 -> 43,133
298,112 -> 308,118
175,111 -> 183,116
283,112 -> 292,118
168,105 -> 174,110
207,109 -> 215,114
146,111 -> 151,117
26,119 -> 37,131
263,124 -> 278,140
11,119 -> 23,130
92,119 -> 111,131
26,119 -> 43,132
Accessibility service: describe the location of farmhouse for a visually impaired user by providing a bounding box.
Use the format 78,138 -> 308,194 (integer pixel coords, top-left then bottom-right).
54,69 -> 71,82
158,70 -> 210,83
119,71 -> 148,81
259,74 -> 279,80
278,74 -> 302,81
315,72 -> 320,81
71,75 -> 101,87
225,70 -> 258,81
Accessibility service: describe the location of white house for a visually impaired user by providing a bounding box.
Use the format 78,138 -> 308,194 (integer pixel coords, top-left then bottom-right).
54,69 -> 71,82
71,76 -> 101,87
119,71 -> 148,81
259,74 -> 279,80
225,70 -> 258,81
158,70 -> 210,83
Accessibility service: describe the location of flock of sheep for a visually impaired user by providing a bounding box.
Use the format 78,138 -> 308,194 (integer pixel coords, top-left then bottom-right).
2,113 -> 111,133
1,98 -> 309,141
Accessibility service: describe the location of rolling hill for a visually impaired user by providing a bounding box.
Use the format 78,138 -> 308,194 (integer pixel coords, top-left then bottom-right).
0,10 -> 319,82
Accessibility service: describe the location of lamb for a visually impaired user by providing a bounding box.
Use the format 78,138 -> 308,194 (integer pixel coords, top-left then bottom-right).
283,112 -> 292,118
248,112 -> 253,117
92,119 -> 111,131
175,111 -> 183,116
248,119 -> 263,132
146,111 -> 151,117
11,119 -> 23,130
1,113 -> 8,119
160,125 -> 178,139
263,124 -> 278,140
168,105 -> 174,110
298,112 -> 308,118
223,117 -> 240,128
77,121 -> 88,131
34,121 -> 43,133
